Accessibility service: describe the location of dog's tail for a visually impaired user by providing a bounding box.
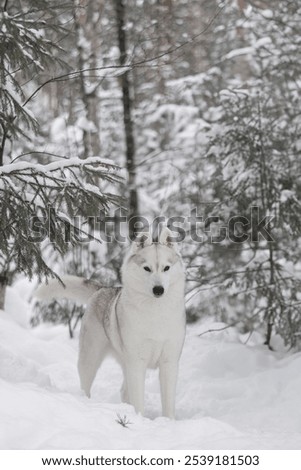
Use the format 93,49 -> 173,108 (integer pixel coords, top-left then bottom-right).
34,275 -> 101,304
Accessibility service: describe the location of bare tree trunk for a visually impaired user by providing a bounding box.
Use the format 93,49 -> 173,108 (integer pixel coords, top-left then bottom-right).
74,0 -> 101,158
264,243 -> 275,349
74,1 -> 92,158
258,99 -> 275,349
114,0 -> 138,238
0,275 -> 7,311
0,113 -> 7,308
85,0 -> 103,156
237,0 -> 246,10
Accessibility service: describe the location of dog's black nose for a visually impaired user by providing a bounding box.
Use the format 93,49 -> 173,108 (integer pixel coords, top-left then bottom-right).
153,285 -> 164,297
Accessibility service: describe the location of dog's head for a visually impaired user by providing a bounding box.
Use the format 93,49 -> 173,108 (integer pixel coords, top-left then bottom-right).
122,227 -> 185,299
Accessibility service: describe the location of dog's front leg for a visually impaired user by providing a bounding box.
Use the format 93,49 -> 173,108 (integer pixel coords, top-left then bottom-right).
125,358 -> 146,415
159,360 -> 179,419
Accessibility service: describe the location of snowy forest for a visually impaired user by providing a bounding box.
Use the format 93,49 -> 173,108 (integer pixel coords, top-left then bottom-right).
1,0 -> 301,450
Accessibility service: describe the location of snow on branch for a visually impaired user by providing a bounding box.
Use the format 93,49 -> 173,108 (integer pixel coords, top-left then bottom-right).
0,156 -> 122,211
0,155 -> 122,281
0,156 -> 119,176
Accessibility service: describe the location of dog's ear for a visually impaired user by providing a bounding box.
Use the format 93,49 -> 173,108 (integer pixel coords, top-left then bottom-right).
131,231 -> 152,252
158,226 -> 179,251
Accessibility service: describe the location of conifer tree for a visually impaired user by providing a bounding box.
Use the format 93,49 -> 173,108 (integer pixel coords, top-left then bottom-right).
205,0 -> 301,347
0,0 -> 121,309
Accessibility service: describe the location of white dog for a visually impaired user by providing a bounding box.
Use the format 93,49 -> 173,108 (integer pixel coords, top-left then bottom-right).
35,227 -> 186,418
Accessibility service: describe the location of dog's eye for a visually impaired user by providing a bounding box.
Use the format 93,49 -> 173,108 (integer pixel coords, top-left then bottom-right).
144,266 -> 151,272
163,266 -> 170,272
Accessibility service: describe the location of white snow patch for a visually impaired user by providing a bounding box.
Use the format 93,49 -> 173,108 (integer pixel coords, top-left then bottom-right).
261,9 -> 273,19
76,116 -> 97,133
4,286 -> 31,327
280,190 -> 295,203
255,37 -> 272,49
224,47 -> 254,61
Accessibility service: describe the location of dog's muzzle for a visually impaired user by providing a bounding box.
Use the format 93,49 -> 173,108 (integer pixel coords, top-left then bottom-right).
153,285 -> 164,297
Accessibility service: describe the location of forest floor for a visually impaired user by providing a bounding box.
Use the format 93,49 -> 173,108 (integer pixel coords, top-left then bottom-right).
1,282 -> 301,450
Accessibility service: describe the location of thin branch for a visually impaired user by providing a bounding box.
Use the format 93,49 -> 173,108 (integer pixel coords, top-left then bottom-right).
22,6 -> 224,107
0,123 -> 7,166
198,322 -> 238,338
11,151 -> 70,163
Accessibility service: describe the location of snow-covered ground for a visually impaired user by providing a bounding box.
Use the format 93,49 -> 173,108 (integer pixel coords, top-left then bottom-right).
1,284 -> 301,450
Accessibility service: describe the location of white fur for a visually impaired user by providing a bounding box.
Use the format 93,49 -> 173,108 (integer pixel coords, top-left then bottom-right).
34,275 -> 100,304
35,229 -> 186,418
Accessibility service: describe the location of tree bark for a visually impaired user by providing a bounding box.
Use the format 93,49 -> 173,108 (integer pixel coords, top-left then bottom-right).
114,0 -> 138,239
0,275 -> 7,311
74,0 -> 101,158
